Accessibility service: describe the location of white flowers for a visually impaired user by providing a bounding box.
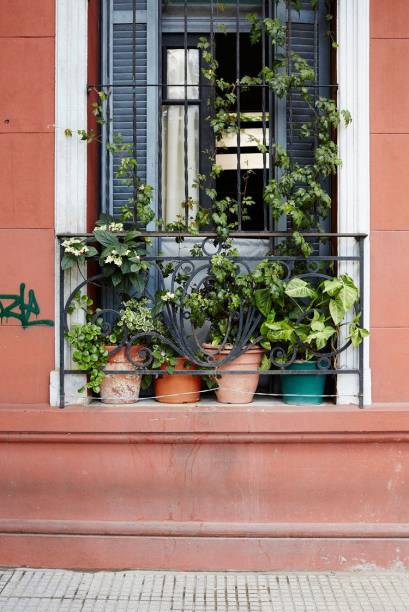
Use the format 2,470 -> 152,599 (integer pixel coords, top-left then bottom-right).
62,238 -> 89,257
104,248 -> 131,267
95,222 -> 124,232
161,291 -> 175,302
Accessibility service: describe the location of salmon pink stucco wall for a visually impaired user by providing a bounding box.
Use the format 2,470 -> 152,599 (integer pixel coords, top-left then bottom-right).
370,0 -> 409,403
0,0 -> 55,404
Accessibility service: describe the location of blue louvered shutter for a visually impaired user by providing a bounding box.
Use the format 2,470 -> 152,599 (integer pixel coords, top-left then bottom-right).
276,0 -> 331,237
103,0 -> 158,220
288,3 -> 329,166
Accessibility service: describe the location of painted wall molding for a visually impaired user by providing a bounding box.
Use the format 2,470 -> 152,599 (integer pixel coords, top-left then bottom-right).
2,519 -> 409,539
337,0 -> 371,405
50,0 -> 89,406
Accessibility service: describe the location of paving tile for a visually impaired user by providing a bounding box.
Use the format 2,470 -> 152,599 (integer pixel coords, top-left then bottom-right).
1,569 -> 409,610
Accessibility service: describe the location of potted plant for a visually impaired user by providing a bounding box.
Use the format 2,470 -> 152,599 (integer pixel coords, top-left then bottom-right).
257,273 -> 369,404
66,295 -> 157,403
185,243 -> 264,404
99,297 -> 159,404
151,343 -> 200,404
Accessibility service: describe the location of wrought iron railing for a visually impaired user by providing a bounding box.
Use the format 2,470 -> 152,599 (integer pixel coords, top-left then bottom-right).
58,231 -> 366,408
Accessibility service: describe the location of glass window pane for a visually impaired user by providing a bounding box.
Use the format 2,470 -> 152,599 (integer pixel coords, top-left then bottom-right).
161,105 -> 199,223
167,49 -> 199,100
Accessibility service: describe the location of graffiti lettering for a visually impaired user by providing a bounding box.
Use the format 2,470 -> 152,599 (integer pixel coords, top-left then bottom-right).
0,283 -> 54,328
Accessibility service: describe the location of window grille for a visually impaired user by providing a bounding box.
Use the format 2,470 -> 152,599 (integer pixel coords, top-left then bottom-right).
102,0 -> 332,234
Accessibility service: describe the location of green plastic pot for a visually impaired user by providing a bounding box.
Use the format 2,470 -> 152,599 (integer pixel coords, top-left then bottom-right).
281,361 -> 327,405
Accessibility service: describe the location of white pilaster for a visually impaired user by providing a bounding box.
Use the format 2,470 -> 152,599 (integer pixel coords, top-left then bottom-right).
51,0 -> 89,405
337,0 -> 371,405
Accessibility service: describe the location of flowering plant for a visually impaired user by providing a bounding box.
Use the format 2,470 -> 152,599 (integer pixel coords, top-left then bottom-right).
93,228 -> 150,294
61,238 -> 98,270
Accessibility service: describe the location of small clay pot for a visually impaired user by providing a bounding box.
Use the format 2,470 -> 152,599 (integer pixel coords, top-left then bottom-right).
154,357 -> 201,404
203,344 -> 264,404
100,345 -> 144,404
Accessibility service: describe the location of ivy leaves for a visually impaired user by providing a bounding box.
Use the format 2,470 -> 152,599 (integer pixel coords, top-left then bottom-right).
284,278 -> 315,299
254,271 -> 368,362
65,323 -> 108,393
322,275 -> 360,325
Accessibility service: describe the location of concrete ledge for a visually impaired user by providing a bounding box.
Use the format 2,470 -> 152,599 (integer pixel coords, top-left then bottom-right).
2,535 -> 409,571
1,401 -> 409,433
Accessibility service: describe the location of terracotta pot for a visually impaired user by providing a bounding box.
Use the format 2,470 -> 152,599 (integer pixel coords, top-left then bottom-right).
100,345 -> 144,404
154,357 -> 201,404
203,344 -> 264,404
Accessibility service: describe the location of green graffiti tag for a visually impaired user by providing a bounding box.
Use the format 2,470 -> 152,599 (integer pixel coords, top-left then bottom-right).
0,283 -> 54,329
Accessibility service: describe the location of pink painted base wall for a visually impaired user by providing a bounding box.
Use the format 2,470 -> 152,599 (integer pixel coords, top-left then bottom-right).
1,404 -> 409,571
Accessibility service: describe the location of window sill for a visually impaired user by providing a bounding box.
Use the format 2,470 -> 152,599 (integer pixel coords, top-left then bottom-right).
1,402 -> 409,438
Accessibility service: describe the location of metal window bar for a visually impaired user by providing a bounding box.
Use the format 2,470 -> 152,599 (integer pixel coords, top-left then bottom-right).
287,1 -> 293,149
183,0 -> 189,224
236,0 -> 242,230
132,0 -> 138,226
268,0 -> 274,240
261,0 -> 267,231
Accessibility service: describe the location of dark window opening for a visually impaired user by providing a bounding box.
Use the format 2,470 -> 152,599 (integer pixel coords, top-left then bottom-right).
214,32 -> 265,231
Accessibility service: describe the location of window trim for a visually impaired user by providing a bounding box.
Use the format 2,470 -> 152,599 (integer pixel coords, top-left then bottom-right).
337,0 -> 371,405
52,0 -> 371,406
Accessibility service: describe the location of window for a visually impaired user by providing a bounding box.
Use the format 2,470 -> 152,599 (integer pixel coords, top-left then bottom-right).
102,0 -> 332,234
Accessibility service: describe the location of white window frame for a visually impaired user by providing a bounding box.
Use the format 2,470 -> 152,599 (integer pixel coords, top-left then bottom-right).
51,0 -> 371,406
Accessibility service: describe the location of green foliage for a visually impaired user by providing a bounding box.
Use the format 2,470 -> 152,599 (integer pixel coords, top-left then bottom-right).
255,271 -> 369,364
183,242 -> 257,346
150,344 -> 178,373
197,9 -> 350,255
65,322 -> 108,393
107,298 -> 159,345
93,227 -> 149,296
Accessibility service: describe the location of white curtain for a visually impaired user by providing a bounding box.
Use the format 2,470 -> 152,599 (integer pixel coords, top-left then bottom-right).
162,49 -> 199,224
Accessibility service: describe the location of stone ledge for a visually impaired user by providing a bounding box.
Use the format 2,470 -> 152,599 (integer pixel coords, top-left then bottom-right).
0,401 -> 409,434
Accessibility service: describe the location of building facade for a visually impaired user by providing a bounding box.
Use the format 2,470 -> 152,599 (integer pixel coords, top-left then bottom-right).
0,0 -> 408,570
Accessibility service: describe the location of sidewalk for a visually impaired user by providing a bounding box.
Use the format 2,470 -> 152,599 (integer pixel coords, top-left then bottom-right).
1,568 -> 409,611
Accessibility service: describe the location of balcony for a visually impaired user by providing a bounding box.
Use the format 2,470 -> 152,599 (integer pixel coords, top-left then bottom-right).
57,231 -> 366,408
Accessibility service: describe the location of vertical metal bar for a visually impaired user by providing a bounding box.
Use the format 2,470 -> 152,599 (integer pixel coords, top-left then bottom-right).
314,2 -> 319,101
287,1 -> 293,147
268,0 -> 274,237
210,0 -> 215,58
59,243 -> 65,409
184,0 -> 189,225
207,0 -> 216,216
210,0 -> 215,163
132,0 -> 138,225
158,0 -> 163,226
101,0 -> 112,216
261,0 -> 267,231
236,0 -> 242,230
313,4 -> 319,230
358,237 -> 365,408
